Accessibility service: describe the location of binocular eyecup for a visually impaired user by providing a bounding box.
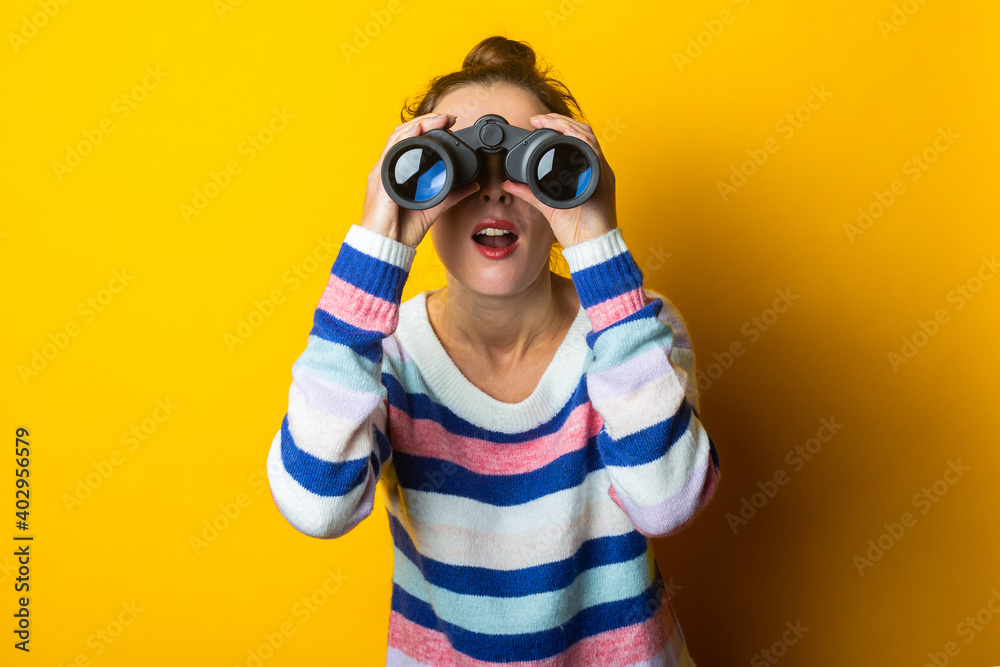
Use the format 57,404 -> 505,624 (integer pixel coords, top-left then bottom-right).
381,114 -> 600,210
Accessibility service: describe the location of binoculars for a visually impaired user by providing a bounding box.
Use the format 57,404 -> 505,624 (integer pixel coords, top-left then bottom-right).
381,114 -> 600,210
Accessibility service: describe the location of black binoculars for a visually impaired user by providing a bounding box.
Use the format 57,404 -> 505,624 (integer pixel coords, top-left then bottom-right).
381,114 -> 600,210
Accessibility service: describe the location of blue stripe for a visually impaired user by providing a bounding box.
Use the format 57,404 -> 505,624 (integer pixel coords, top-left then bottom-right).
309,308 -> 382,363
390,577 -> 664,661
387,512 -> 647,597
691,405 -> 720,471
599,398 -> 693,468
391,443 -> 603,506
374,422 -> 392,465
279,414 -> 370,497
570,250 -> 645,309
330,241 -> 408,304
383,371 -> 589,443
369,421 -> 392,481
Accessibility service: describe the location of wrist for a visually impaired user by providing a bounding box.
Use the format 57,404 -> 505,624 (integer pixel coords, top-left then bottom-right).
358,219 -> 399,243
562,224 -> 619,249
347,224 -> 417,273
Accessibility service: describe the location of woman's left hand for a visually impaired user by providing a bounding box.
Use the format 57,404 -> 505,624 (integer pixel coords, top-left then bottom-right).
500,113 -> 618,248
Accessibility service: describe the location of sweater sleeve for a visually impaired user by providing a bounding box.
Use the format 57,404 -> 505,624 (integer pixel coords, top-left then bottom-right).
265,224 -> 414,539
562,227 -> 721,538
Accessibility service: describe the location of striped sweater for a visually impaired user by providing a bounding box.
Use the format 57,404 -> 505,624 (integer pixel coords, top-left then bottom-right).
266,223 -> 721,666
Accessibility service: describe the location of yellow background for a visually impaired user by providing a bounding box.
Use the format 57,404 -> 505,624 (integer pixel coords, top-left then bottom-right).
3,0 -> 998,664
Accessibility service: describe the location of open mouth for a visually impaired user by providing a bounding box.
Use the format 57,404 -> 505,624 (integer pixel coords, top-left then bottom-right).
472,230 -> 519,248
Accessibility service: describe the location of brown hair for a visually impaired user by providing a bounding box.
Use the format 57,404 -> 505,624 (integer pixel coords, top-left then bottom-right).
401,36 -> 586,124
401,36 -> 588,277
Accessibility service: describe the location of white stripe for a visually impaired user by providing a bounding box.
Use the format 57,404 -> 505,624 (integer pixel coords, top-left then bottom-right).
394,291 -> 593,433
590,370 -> 687,440
265,431 -> 374,538
391,545 -> 651,635
345,223 -> 416,270
561,227 -> 629,271
383,469 -> 642,569
385,647 -> 434,667
603,418 -> 710,507
286,374 -> 384,464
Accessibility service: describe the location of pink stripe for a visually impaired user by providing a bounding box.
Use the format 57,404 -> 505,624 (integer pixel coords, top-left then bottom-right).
585,288 -> 649,332
386,599 -> 677,666
316,274 -> 397,336
388,402 -> 602,475
608,484 -> 628,515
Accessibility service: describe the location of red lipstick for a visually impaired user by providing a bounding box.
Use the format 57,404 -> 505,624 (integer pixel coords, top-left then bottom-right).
471,218 -> 519,260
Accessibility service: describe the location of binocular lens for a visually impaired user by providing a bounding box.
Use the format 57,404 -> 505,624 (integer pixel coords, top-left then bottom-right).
535,144 -> 593,202
389,146 -> 448,202
381,115 -> 599,210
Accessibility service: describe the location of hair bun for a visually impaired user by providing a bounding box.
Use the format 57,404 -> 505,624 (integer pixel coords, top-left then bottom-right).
462,36 -> 537,70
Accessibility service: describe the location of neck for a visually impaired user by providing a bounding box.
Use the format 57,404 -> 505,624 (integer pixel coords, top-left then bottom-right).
430,271 -> 575,368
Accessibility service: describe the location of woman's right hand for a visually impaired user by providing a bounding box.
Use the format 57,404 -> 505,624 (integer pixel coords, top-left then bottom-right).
359,112 -> 481,248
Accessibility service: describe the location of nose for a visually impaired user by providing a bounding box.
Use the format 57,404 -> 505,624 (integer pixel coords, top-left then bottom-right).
475,152 -> 513,206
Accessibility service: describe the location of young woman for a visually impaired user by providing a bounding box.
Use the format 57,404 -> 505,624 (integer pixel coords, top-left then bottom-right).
266,35 -> 721,666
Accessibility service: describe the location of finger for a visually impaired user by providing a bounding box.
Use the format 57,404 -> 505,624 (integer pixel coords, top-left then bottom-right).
380,114 -> 447,161
399,112 -> 459,142
529,114 -> 613,188
379,113 -> 456,163
529,114 -> 602,159
393,111 -> 453,135
530,113 -> 597,142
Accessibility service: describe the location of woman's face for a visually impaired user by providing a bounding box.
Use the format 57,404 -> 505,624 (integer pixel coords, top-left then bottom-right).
429,84 -> 555,298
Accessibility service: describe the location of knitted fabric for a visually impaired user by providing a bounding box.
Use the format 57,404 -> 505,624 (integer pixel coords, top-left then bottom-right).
266,223 -> 720,666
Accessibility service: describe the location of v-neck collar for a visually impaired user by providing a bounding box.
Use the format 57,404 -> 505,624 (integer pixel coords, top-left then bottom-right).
394,289 -> 592,433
